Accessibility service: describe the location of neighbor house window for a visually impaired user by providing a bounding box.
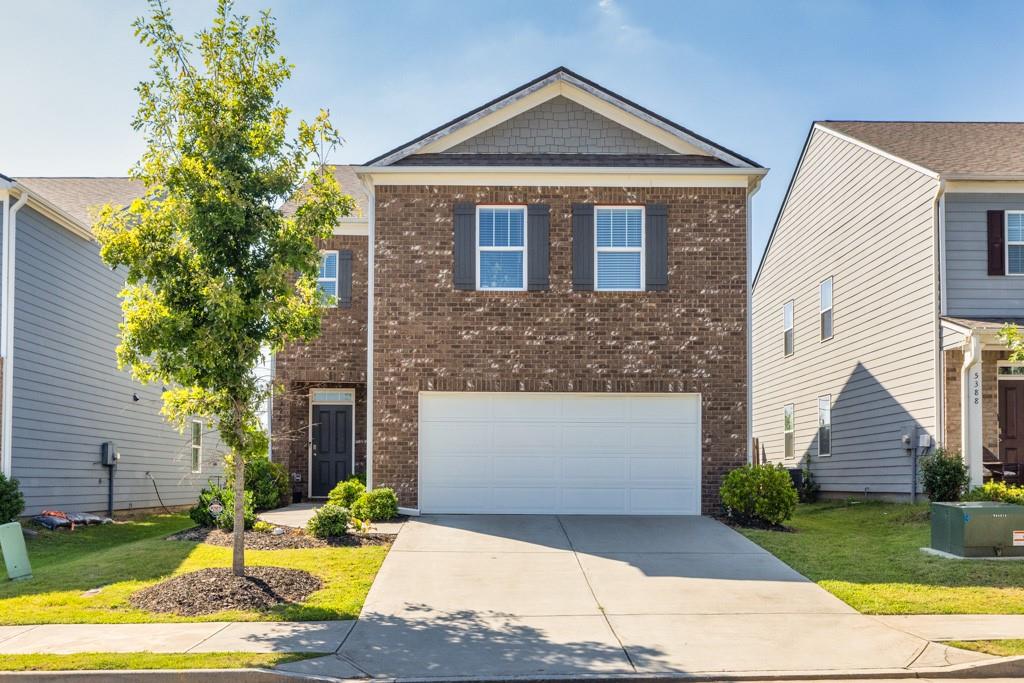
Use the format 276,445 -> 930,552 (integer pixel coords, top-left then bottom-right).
818,396 -> 831,457
784,404 -> 795,461
317,251 -> 339,304
783,300 -> 794,356
1008,212 -> 1024,275
595,206 -> 644,291
191,420 -> 203,473
820,277 -> 834,340
477,206 -> 527,290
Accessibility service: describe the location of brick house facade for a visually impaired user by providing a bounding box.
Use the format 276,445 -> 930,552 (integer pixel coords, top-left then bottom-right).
271,68 -> 765,513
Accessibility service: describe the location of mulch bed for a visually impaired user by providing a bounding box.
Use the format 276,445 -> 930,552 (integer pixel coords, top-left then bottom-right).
129,566 -> 322,616
716,515 -> 794,533
167,526 -> 392,550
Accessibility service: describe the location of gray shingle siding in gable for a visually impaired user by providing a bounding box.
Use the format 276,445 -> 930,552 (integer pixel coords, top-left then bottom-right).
944,193 -> 1024,316
752,128 -> 940,497
445,96 -> 678,155
9,206 -> 226,515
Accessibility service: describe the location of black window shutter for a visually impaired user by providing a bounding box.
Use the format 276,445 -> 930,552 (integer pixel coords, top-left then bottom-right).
645,203 -> 668,291
988,209 -> 1006,276
453,202 -> 476,290
338,250 -> 353,308
527,204 -> 550,291
572,204 -> 594,291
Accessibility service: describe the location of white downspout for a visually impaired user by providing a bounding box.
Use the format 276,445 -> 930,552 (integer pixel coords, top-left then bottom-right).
1,189 -> 28,478
360,176 -> 376,491
961,331 -> 983,488
933,179 -> 946,452
746,174 -> 764,464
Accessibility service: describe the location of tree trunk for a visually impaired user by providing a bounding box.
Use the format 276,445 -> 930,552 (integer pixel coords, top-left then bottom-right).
232,450 -> 245,576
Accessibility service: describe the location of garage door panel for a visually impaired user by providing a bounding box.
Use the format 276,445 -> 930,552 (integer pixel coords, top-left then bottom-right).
561,455 -> 626,481
492,423 -> 561,449
419,393 -> 701,515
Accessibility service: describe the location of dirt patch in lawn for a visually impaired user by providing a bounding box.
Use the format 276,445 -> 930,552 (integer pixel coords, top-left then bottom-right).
167,526 -> 392,550
716,515 -> 794,533
129,567 -> 322,616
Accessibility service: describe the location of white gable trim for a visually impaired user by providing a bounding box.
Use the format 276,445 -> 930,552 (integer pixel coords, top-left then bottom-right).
371,71 -> 755,168
355,166 -> 765,189
814,124 -> 940,180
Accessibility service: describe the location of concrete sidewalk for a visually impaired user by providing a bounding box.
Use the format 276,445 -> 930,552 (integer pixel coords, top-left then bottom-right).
0,621 -> 353,655
876,615 -> 1024,641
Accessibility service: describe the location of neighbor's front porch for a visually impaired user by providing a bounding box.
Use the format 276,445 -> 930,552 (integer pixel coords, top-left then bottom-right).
943,316 -> 1024,486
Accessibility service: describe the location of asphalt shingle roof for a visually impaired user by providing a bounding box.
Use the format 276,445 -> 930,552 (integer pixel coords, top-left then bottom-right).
16,177 -> 144,226
279,165 -> 367,218
819,121 -> 1024,177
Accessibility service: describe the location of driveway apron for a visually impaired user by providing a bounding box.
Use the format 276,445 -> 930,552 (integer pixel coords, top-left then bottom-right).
334,514 -> 988,679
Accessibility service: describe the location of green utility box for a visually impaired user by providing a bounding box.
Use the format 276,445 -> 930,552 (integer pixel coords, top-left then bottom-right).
0,522 -> 32,580
931,502 -> 1024,558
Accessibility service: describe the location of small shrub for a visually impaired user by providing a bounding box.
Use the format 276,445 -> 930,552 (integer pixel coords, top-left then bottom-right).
225,453 -> 290,512
720,464 -> 798,526
252,520 -> 275,534
350,487 -> 399,522
797,465 -> 820,504
189,483 -> 256,531
0,472 -> 25,524
307,504 -> 351,538
328,477 -> 366,509
921,449 -> 970,502
964,481 -> 1024,505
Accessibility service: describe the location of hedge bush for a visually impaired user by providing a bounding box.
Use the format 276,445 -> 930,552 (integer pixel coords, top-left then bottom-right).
720,464 -> 797,526
307,504 -> 351,538
964,481 -> 1024,505
0,472 -> 25,524
351,487 -> 399,522
328,477 -> 366,509
225,453 -> 290,512
921,449 -> 970,502
189,483 -> 256,531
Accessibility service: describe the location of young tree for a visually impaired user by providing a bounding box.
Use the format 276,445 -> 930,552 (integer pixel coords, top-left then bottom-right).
1001,324 -> 1024,362
94,0 -> 352,576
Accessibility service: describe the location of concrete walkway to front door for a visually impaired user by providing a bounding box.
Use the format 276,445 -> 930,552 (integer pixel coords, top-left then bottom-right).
282,514 -> 995,680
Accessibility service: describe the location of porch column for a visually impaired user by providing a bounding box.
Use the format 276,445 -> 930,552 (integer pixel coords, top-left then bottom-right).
961,333 -> 984,487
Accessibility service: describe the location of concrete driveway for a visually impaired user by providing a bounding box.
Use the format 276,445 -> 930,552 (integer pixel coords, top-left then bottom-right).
289,515 -> 990,679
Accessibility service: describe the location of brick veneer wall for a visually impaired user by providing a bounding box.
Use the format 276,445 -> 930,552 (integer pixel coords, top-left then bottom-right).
944,348 -> 1007,459
271,235 -> 368,495
372,184 -> 749,513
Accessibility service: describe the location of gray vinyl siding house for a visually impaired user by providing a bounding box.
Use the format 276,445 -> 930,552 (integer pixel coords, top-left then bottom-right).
753,122 -> 1024,499
0,176 -> 226,515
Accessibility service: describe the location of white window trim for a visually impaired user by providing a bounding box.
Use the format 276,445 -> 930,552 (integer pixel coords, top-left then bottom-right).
476,205 -> 528,292
318,250 -> 339,305
820,277 -> 834,341
783,300 -> 794,357
595,205 -> 646,292
817,395 -> 832,457
783,404 -> 795,461
190,419 -> 203,474
1007,211 -> 1024,276
308,386 -> 357,499
997,361 -> 1024,380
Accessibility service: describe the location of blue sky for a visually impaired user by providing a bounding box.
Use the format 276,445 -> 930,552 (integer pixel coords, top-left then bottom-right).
3,0 -> 1024,261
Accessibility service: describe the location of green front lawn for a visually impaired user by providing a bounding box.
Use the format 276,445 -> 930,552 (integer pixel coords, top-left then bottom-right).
947,640 -> 1024,657
0,514 -> 388,624
0,652 -> 321,672
739,502 -> 1024,614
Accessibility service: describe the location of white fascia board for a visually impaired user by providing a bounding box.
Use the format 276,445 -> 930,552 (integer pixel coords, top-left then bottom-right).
813,124 -> 940,180
945,179 -> 1024,193
354,166 -> 766,189
333,220 -> 368,236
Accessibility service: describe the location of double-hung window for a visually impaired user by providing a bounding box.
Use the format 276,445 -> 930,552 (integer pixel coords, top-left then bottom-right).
191,419 -> 203,473
820,277 -> 834,340
783,300 -> 795,356
477,206 -> 527,290
1008,212 -> 1024,275
595,207 -> 644,291
317,251 -> 339,305
783,404 -> 795,461
818,395 -> 832,457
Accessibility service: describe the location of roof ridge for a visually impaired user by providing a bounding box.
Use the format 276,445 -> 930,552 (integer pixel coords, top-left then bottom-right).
819,119 -> 1024,125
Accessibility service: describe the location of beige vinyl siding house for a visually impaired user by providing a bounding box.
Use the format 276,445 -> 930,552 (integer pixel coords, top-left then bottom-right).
752,124 -> 941,497
754,121 -> 1024,499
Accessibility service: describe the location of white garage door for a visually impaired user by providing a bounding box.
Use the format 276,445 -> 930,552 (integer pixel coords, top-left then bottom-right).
418,392 -> 701,515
